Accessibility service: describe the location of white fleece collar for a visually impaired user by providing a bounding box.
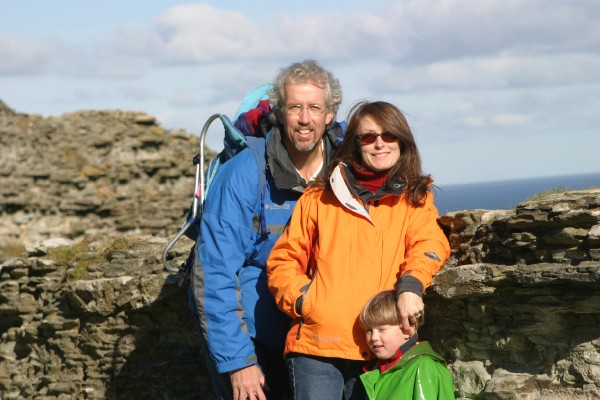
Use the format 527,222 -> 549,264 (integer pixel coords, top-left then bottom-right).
329,163 -> 373,223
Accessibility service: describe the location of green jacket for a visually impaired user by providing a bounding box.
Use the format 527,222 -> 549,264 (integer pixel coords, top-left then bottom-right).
360,341 -> 455,400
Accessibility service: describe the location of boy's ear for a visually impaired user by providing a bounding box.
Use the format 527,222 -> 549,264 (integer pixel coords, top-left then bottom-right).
401,325 -> 416,339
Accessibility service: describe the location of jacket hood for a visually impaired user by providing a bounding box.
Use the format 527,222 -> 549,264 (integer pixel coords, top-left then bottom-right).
390,341 -> 446,372
329,163 -> 407,223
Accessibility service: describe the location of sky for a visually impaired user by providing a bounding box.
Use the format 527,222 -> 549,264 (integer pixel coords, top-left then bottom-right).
1,0 -> 599,185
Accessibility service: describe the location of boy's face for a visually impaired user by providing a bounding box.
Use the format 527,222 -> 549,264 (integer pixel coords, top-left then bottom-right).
366,324 -> 413,360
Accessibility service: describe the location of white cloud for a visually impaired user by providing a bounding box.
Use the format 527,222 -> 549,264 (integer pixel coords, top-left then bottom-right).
463,116 -> 485,128
491,113 -> 532,127
0,33 -> 57,75
2,0 -> 598,85
386,0 -> 600,62
367,52 -> 600,94
129,4 -> 266,64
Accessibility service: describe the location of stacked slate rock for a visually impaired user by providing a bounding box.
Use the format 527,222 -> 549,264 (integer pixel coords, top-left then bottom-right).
0,99 -> 216,264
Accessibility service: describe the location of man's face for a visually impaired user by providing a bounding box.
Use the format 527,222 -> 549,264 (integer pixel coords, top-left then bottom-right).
282,83 -> 334,154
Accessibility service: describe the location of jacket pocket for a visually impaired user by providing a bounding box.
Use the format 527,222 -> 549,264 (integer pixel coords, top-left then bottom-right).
294,277 -> 315,339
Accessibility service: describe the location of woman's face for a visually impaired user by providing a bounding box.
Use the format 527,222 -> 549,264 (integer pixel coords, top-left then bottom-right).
357,115 -> 400,172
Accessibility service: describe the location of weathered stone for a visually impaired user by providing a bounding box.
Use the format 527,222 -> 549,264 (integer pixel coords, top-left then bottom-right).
40,315 -> 80,331
451,360 -> 491,398
134,115 -> 157,126
543,227 -> 589,246
589,224 -> 600,245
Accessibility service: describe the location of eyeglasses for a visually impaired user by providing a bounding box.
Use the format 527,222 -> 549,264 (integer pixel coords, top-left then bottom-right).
285,104 -> 326,116
358,132 -> 398,146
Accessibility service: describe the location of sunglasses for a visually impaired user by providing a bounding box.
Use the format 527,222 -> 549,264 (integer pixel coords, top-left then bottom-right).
358,132 -> 398,146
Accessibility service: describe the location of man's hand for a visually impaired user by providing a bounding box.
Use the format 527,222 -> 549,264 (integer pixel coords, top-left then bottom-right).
230,364 -> 269,400
396,291 -> 424,331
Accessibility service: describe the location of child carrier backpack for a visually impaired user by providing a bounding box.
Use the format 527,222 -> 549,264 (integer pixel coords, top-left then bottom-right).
161,84 -> 273,275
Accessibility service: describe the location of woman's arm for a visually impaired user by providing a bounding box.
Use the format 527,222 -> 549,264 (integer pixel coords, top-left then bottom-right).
396,192 -> 451,328
267,192 -> 317,318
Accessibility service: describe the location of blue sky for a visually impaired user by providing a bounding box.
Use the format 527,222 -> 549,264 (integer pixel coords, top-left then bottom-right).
1,0 -> 599,185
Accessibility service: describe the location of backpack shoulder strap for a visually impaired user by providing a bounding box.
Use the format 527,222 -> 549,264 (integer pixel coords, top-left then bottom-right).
245,136 -> 269,235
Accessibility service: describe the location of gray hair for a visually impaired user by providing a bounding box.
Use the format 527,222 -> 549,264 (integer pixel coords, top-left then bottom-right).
269,59 -> 342,122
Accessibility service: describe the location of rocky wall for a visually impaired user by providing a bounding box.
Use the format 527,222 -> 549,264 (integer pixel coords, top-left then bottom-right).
1,190 -> 598,399
0,235 -> 210,400
0,100 -> 215,264
426,189 -> 600,399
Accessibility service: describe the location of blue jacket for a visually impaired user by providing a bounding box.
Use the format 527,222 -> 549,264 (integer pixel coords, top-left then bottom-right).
192,122 -> 343,374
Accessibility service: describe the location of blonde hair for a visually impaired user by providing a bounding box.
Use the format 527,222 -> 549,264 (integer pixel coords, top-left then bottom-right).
360,290 -> 424,330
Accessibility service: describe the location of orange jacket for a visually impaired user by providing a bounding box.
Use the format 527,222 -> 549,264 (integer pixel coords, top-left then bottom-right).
267,164 -> 450,361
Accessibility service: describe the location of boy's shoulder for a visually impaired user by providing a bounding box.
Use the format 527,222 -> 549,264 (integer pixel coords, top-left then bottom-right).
400,341 -> 447,367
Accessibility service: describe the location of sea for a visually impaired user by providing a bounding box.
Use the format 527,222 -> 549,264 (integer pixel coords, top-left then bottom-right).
434,172 -> 600,215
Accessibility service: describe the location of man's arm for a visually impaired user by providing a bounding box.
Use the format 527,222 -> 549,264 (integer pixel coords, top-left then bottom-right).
197,151 -> 261,373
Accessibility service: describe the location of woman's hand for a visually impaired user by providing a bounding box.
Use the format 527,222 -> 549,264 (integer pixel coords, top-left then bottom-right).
396,291 -> 424,330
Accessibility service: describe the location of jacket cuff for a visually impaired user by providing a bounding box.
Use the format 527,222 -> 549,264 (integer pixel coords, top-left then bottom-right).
395,275 -> 424,297
216,355 -> 257,374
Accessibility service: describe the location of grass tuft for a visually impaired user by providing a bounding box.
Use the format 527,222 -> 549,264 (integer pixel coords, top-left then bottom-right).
46,236 -> 137,280
526,185 -> 600,202
0,243 -> 27,258
525,186 -> 568,202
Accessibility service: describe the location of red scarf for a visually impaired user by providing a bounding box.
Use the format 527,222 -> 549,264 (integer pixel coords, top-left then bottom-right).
379,348 -> 403,374
351,162 -> 389,194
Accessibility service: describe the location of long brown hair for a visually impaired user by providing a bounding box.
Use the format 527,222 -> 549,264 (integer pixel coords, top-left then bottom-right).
315,101 -> 432,207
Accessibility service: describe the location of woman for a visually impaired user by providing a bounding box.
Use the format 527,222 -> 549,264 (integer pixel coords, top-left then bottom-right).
267,101 -> 450,400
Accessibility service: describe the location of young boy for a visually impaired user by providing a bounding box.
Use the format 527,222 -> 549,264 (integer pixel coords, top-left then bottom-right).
359,290 -> 455,399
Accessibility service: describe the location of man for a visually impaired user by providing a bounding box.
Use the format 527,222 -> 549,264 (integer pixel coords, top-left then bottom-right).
190,59 -> 344,400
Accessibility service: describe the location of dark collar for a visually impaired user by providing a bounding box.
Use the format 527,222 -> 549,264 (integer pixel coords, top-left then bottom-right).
341,164 -> 407,203
266,122 -> 343,192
